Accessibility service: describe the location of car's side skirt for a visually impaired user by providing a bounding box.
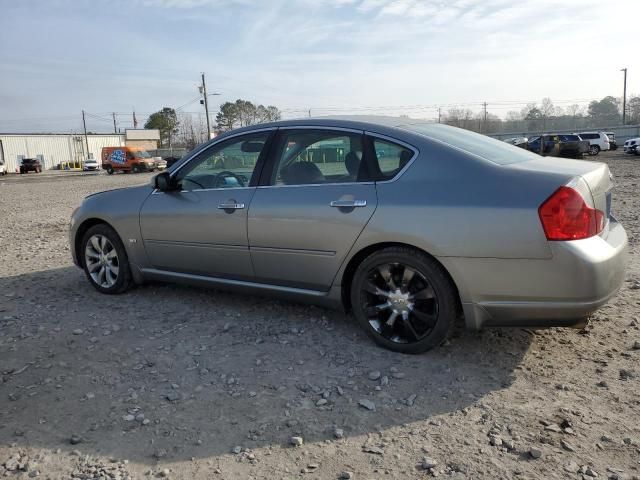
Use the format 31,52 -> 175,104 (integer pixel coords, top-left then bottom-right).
140,268 -> 343,309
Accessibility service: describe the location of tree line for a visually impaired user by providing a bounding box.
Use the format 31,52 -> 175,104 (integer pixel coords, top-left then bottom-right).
144,99 -> 281,149
143,94 -> 640,148
443,95 -> 640,135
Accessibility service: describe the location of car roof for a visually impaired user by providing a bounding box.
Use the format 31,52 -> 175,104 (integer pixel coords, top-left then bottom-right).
212,115 -> 473,145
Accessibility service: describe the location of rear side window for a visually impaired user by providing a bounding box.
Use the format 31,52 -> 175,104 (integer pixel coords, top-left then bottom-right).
559,135 -> 579,141
579,133 -> 598,140
371,138 -> 414,180
405,124 -> 540,165
270,130 -> 365,185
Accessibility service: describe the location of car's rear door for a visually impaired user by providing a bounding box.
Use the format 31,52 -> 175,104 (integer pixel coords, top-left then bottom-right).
247,127 -> 377,291
139,130 -> 274,279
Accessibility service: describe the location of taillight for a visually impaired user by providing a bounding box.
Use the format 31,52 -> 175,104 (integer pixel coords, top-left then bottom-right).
538,186 -> 604,240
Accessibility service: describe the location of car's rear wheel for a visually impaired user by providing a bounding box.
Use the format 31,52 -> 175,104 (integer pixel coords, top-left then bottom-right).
350,247 -> 457,354
589,145 -> 600,156
106,165 -> 114,175
132,164 -> 140,173
81,224 -> 133,294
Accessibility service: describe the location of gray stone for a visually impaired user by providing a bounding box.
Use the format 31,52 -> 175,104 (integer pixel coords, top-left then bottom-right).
339,472 -> 353,479
564,461 -> 580,473
334,427 -> 344,439
358,399 -> 376,411
368,371 -> 381,381
421,457 -> 438,469
290,436 -> 304,447
231,446 -> 242,454
561,439 -> 576,452
529,447 -> 542,459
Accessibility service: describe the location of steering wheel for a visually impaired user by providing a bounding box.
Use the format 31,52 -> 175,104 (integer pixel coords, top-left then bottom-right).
214,171 -> 245,188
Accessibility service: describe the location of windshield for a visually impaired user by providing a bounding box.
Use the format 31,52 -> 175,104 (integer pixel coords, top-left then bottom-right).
133,150 -> 151,158
403,123 -> 540,165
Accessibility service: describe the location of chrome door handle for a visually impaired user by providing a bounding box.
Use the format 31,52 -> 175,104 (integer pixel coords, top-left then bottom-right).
330,199 -> 367,208
217,202 -> 245,210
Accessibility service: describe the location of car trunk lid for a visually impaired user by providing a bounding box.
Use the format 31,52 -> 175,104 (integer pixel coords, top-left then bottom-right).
508,157 -> 613,234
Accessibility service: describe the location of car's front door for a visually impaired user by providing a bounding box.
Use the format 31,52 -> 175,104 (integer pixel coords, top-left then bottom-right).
248,128 -> 378,291
139,130 -> 273,279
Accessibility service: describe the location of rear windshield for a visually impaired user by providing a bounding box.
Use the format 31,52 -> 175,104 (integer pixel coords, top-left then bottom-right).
403,123 -> 539,165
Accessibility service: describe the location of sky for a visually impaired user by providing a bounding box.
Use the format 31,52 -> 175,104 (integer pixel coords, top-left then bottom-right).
0,0 -> 638,133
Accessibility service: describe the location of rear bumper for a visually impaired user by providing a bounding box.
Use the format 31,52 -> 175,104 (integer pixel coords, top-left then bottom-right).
442,219 -> 628,329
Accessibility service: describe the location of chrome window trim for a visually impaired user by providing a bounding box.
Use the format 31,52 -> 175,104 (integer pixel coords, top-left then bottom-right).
278,125 -> 364,134
256,181 -> 375,190
152,186 -> 255,195
365,131 -> 419,184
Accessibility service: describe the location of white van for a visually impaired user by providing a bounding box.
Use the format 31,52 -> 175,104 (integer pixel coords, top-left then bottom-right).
576,131 -> 610,155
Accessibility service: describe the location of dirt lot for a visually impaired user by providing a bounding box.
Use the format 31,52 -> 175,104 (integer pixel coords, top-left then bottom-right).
0,151 -> 638,480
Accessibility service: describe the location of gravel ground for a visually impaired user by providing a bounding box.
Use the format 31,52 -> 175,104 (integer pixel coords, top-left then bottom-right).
0,151 -> 638,480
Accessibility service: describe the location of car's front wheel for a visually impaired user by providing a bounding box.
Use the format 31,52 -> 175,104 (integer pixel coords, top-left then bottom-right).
589,145 -> 600,156
81,224 -> 133,294
350,247 -> 457,354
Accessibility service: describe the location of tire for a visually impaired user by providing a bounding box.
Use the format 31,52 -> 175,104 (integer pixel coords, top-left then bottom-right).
81,224 -> 133,294
350,246 -> 457,354
589,145 -> 600,156
132,164 -> 140,173
106,165 -> 114,175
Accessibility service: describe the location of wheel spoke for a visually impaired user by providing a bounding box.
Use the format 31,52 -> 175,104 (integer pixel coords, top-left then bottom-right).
85,247 -> 100,259
364,301 -> 391,317
98,266 -> 106,285
90,236 -> 102,254
105,267 -> 116,286
410,285 -> 435,301
385,311 -> 399,327
100,235 -> 107,251
410,308 -> 437,328
108,263 -> 119,276
377,264 -> 397,290
106,249 -> 118,259
400,266 -> 416,291
402,310 -> 420,341
363,280 -> 391,298
87,260 -> 101,272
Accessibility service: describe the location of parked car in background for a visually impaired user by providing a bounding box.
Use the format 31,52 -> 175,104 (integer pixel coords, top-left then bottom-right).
164,156 -> 182,169
70,118 -> 627,354
623,138 -> 640,155
576,131 -> 610,155
83,158 -> 100,171
526,134 -> 589,159
0,159 -> 6,176
503,137 -> 528,148
153,157 -> 168,171
20,158 -> 42,174
101,147 -> 161,174
605,132 -> 617,150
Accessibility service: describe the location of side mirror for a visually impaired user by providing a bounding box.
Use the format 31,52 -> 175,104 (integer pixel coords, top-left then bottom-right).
152,171 -> 175,191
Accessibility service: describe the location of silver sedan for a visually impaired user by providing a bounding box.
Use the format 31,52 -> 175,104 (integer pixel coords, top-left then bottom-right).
69,117 -> 628,353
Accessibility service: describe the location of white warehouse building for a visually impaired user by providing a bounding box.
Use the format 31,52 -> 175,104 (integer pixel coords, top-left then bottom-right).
0,130 -> 160,173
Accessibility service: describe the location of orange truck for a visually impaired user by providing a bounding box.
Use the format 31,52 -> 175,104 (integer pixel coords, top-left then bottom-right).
101,147 -> 167,174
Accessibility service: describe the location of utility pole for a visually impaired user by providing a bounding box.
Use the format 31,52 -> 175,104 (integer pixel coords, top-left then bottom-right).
621,68 -> 628,125
438,107 -> 441,123
112,113 -> 117,134
82,110 -> 89,159
483,102 -> 488,132
200,73 -> 211,138
308,109 -> 311,118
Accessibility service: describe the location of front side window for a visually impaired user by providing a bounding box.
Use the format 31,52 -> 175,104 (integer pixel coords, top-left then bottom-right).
270,130 -> 364,185
372,138 -> 414,180
177,132 -> 270,191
